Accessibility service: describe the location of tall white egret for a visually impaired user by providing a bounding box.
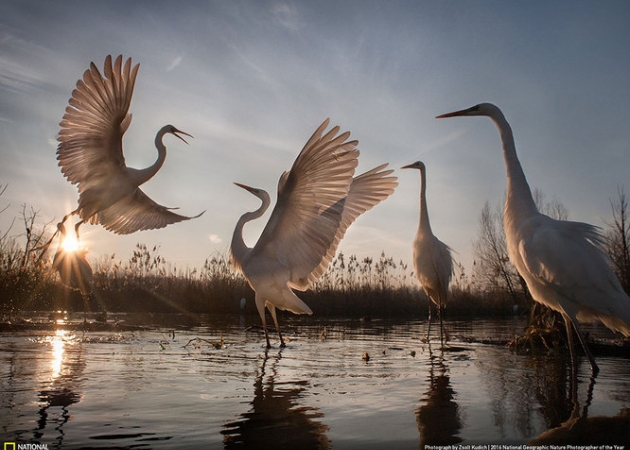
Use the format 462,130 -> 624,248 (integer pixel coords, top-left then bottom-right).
402,161 -> 453,343
57,54 -> 203,237
231,119 -> 398,347
437,103 -> 630,375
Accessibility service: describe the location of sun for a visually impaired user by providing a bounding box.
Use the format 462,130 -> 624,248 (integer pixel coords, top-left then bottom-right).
61,234 -> 80,253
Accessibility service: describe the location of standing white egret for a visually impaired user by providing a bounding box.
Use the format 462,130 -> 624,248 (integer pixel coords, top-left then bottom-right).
57,54 -> 203,237
436,103 -> 630,375
52,222 -> 93,297
231,119 -> 398,348
52,221 -> 93,326
402,161 -> 453,344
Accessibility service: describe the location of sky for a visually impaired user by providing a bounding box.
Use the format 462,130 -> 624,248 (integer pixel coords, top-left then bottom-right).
1,1 -> 630,280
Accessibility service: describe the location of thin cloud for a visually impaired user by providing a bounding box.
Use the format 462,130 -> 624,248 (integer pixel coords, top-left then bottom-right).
271,3 -> 302,33
166,55 -> 183,72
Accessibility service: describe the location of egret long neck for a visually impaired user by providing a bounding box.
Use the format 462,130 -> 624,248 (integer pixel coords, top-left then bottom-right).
418,167 -> 432,235
230,196 -> 270,271
491,111 -> 538,223
131,127 -> 169,186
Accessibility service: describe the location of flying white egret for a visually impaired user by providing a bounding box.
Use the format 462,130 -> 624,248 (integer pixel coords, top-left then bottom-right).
57,54 -> 203,237
231,119 -> 398,347
436,103 -> 630,375
402,161 -> 453,344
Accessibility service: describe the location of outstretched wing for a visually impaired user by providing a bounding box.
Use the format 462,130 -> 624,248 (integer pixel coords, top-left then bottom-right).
91,188 -> 204,235
301,164 -> 398,288
57,54 -> 139,193
251,119 -> 360,287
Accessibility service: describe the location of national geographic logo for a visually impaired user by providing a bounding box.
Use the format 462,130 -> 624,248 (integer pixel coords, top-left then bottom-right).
3,444 -> 49,450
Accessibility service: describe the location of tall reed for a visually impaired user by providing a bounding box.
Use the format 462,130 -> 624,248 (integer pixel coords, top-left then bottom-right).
0,205 -> 521,318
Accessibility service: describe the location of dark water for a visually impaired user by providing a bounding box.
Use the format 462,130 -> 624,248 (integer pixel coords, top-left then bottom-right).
1,314 -> 629,449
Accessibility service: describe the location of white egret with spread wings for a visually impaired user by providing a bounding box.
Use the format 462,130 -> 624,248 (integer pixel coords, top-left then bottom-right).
231,119 -> 398,347
436,103 -> 630,375
401,161 -> 453,344
57,54 -> 203,237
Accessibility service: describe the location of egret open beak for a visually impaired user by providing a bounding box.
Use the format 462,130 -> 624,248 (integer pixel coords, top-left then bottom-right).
436,105 -> 478,119
172,128 -> 194,144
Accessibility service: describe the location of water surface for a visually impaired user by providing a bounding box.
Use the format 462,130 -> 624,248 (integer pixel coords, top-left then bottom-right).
1,314 -> 629,448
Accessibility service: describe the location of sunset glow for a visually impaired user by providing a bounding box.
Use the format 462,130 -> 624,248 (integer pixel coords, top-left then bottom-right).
62,233 -> 80,253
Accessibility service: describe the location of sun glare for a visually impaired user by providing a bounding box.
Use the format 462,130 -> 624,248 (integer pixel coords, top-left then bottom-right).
62,234 -> 80,253
51,329 -> 67,379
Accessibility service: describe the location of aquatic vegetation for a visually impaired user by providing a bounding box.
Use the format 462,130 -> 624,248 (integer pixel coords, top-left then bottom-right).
0,211 -> 523,318
2,195 -> 620,321
0,204 -> 59,313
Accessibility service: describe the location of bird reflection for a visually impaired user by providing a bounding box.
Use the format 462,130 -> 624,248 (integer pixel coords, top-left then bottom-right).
527,355 -> 576,429
222,348 -> 329,449
416,347 -> 462,448
529,374 -> 630,444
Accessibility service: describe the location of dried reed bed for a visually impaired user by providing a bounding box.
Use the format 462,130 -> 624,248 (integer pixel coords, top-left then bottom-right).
0,209 -> 520,319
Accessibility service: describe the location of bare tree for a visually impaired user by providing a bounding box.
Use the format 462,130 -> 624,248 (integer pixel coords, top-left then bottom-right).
605,187 -> 630,293
472,201 -> 521,301
0,184 -> 9,214
472,189 -> 569,305
473,189 -> 577,347
19,204 -> 56,271
533,188 -> 568,221
0,184 -> 14,244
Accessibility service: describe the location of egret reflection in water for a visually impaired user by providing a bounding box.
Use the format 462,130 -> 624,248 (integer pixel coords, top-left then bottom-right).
529,374 -> 630,444
222,348 -> 329,449
1,318 -> 630,446
530,355 -> 576,428
416,348 -> 462,447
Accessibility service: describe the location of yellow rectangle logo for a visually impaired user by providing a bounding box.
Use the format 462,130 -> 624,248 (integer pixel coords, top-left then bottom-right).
4,443 -> 16,450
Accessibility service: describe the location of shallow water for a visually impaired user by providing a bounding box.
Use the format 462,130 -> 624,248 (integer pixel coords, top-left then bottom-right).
1,314 -> 629,449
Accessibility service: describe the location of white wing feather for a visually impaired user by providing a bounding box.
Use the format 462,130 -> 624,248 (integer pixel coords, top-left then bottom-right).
298,163 -> 398,289
92,189 -> 204,234
56,55 -> 197,234
57,55 -> 137,190
251,119 -> 359,285
414,233 -> 453,303
517,214 -> 630,335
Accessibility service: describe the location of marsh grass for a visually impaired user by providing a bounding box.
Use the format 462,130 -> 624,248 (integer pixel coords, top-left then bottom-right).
0,209 -> 521,319
0,205 -> 61,314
